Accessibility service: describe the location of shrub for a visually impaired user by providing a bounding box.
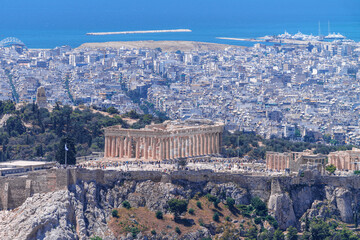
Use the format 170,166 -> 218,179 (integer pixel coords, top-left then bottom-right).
90,237 -> 102,240
225,216 -> 231,222
236,204 -> 248,211
254,217 -> 262,225
194,192 -> 202,200
273,229 -> 285,240
111,209 -> 118,218
213,212 -> 220,222
246,227 -> 258,240
156,211 -> 163,219
226,197 -> 235,208
151,230 -> 156,235
206,194 -> 217,202
265,215 -> 278,229
130,227 -> 140,238
214,198 -> 220,208
188,208 -> 195,215
175,226 -> 181,234
196,201 -> 202,209
251,197 -> 268,216
199,218 -> 204,226
122,201 -> 131,209
326,164 -> 336,174
286,226 -> 298,240
168,199 -> 188,219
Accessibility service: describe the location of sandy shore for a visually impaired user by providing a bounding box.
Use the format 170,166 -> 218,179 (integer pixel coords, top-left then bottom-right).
87,29 -> 192,35
77,40 -> 243,52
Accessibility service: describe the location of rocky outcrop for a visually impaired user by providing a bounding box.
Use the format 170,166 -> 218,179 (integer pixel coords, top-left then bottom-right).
267,179 -> 296,229
1,174 -> 360,239
268,192 -> 296,229
204,182 -> 250,205
334,188 -> 354,223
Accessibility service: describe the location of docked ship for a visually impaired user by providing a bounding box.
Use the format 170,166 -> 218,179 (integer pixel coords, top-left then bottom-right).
325,33 -> 346,39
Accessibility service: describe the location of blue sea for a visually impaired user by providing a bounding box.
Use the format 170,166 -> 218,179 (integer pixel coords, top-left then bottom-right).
0,0 -> 359,48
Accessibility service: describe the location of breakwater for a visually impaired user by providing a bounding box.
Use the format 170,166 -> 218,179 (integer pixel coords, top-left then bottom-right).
86,29 -> 192,36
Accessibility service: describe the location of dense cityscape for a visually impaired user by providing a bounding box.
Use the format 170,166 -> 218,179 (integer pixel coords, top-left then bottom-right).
1,36 -> 360,145
1,0 -> 360,238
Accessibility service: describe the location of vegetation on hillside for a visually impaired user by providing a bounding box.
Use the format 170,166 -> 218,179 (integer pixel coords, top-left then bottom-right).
107,194 -> 360,239
222,130 -> 355,160
0,101 -> 167,162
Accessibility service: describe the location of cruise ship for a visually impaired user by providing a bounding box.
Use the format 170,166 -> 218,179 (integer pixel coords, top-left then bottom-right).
324,33 -> 346,39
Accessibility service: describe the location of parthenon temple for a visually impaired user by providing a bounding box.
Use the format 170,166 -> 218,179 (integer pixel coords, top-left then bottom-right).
104,119 -> 224,160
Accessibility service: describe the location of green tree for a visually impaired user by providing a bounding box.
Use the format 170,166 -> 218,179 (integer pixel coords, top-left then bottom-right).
273,229 -> 285,240
246,227 -> 258,240
111,209 -> 118,218
168,199 -> 188,219
122,201 -> 131,209
213,212 -> 220,222
155,211 -> 163,219
226,197 -> 235,209
55,136 -> 76,165
286,226 -> 298,240
251,197 -> 268,216
5,116 -> 26,137
326,164 -> 336,174
106,107 -> 119,115
90,237 -> 102,240
309,219 -> 331,240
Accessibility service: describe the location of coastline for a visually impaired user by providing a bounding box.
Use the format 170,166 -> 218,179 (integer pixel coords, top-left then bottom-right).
217,36 -> 335,45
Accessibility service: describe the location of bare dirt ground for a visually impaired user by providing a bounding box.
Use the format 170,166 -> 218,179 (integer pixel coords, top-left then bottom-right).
77,40 -> 243,52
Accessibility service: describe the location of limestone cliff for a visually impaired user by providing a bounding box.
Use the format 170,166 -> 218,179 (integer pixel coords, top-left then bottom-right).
0,169 -> 360,239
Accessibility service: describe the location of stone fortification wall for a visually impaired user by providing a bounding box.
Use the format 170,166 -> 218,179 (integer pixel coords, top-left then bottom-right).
1,168 -> 360,211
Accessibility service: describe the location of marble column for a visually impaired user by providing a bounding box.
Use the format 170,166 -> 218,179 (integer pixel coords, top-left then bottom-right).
207,134 -> 210,155
201,134 -> 205,155
166,138 -> 170,160
170,137 -> 174,159
119,137 -> 124,158
136,138 -> 140,159
104,136 -> 106,157
127,137 -> 132,158
193,135 -> 197,156
115,137 -> 119,157
178,137 -> 182,158
160,139 -> 163,160
183,137 -> 187,157
188,136 -> 193,157
212,133 -> 216,154
208,134 -> 212,154
111,136 -> 116,157
144,137 -> 149,160
197,134 -> 201,155
109,136 -> 112,157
